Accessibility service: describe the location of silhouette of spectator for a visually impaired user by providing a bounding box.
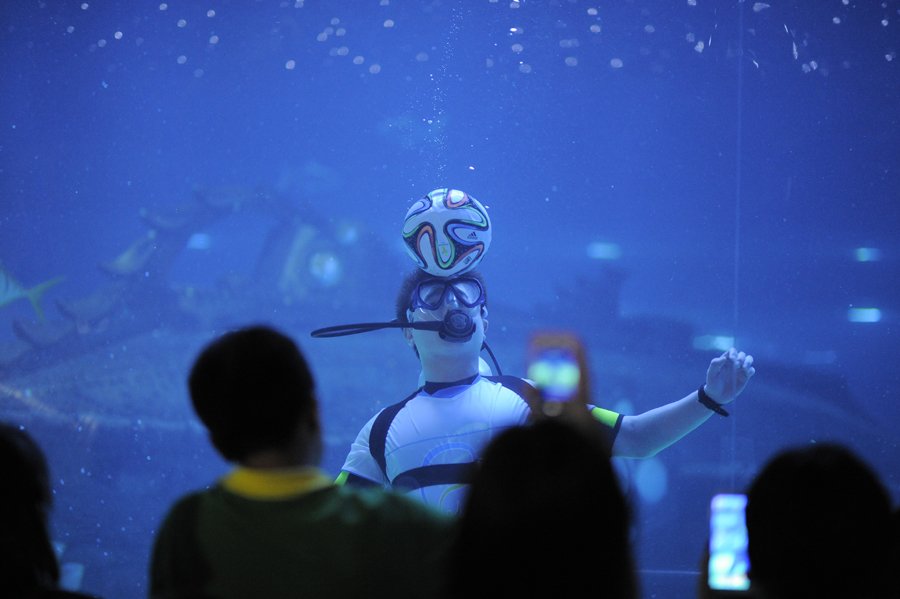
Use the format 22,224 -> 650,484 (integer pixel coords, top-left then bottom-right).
444,418 -> 637,599
745,443 -> 892,599
0,422 -> 98,599
150,326 -> 454,599
891,507 -> 900,599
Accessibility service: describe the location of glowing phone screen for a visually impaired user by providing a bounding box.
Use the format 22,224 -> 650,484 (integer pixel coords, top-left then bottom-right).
708,493 -> 751,591
526,348 -> 580,402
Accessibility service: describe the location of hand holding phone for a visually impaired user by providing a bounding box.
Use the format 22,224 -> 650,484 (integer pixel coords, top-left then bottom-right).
525,331 -> 590,419
527,347 -> 580,402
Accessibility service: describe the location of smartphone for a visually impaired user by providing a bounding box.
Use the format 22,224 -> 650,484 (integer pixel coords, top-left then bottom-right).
525,332 -> 585,417
708,493 -> 751,592
526,347 -> 581,401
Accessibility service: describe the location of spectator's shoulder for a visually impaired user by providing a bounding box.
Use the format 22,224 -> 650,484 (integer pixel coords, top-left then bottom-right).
153,488 -> 222,558
151,489 -> 215,596
160,489 -> 208,527
334,484 -> 453,527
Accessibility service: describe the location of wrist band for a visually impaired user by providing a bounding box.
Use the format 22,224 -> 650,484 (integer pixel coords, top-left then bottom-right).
698,386 -> 729,417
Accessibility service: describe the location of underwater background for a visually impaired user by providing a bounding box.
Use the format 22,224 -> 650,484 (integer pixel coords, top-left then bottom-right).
1,1 -> 898,597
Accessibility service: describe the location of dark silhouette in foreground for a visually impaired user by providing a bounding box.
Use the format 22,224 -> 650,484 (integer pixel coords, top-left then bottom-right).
444,418 -> 637,599
746,443 -> 893,599
150,326 -> 453,599
0,422 -> 98,599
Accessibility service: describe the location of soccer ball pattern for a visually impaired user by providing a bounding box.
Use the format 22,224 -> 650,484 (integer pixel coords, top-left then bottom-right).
402,188 -> 492,277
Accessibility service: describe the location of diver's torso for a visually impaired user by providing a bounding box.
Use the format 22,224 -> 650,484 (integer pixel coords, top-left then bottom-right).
384,376 -> 531,514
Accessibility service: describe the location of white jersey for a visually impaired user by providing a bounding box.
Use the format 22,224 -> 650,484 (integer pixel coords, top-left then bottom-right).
341,375 -> 531,515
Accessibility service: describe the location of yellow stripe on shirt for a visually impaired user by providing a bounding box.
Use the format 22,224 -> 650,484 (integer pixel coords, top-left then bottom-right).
220,467 -> 334,500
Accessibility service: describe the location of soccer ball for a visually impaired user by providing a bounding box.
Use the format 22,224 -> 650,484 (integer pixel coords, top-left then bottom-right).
402,188 -> 492,277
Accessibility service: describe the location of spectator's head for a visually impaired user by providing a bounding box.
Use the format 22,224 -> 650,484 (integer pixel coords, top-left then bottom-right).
188,326 -> 319,465
446,419 -> 636,599
746,443 -> 891,599
0,422 -> 59,592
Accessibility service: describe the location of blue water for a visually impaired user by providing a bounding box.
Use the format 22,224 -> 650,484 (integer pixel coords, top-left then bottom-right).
1,2 -> 898,598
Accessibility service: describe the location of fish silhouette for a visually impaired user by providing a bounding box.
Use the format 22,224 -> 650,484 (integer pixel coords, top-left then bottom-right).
0,261 -> 63,322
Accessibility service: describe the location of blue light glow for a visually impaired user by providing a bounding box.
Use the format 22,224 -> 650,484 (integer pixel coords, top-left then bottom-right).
847,308 -> 881,323
186,233 -> 212,250
586,242 -> 622,260
693,335 -> 735,351
855,248 -> 882,261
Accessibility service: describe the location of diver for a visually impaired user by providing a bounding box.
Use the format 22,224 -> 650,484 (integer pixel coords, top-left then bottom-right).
314,188 -> 756,514
330,268 -> 755,513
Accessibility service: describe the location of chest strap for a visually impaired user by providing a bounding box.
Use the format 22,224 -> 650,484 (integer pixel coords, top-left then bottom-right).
391,462 -> 476,492
369,390 -> 419,480
369,376 -> 533,489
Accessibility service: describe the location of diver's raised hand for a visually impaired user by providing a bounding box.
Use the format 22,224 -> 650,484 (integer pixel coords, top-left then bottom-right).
704,348 -> 755,404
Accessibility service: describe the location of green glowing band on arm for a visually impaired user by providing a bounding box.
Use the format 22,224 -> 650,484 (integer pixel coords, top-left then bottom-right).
591,407 -> 621,428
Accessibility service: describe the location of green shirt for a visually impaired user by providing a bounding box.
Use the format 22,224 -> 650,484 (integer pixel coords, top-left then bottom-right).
150,467 -> 454,599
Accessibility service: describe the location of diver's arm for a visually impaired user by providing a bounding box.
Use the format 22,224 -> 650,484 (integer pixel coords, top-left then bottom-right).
611,391 -> 714,458
611,348 -> 755,459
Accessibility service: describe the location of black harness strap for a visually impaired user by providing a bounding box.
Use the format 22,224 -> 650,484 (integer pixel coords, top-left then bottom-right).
369,376 -> 533,488
391,463 -> 476,492
369,389 -> 420,480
